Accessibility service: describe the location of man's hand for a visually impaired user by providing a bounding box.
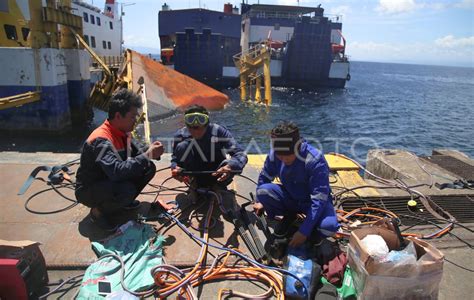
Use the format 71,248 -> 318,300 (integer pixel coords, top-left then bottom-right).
171,166 -> 185,182
212,165 -> 232,182
253,202 -> 264,216
146,141 -> 164,160
288,231 -> 307,248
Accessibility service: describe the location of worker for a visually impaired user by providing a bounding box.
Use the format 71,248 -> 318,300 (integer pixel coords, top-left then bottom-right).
75,89 -> 164,231
171,105 -> 248,200
253,121 -> 340,248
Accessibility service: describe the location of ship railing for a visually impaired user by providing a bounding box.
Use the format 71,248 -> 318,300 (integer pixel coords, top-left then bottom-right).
245,11 -> 311,20
326,14 -> 343,23
332,53 -> 350,63
233,43 -> 268,68
98,55 -> 124,68
244,10 -> 338,23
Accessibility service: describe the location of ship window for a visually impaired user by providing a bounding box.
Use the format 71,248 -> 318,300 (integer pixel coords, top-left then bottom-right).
90,14 -> 95,24
21,27 -> 29,41
109,21 -> 113,30
91,36 -> 96,48
4,24 -> 17,40
107,41 -> 111,49
97,17 -> 101,26
102,40 -> 107,49
274,23 -> 280,30
83,12 -> 88,22
84,35 -> 89,46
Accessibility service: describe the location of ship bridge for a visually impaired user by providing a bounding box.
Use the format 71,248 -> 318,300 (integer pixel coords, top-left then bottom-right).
242,4 -> 324,19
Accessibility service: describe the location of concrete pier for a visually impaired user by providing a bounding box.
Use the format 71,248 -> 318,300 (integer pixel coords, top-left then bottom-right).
0,150 -> 472,298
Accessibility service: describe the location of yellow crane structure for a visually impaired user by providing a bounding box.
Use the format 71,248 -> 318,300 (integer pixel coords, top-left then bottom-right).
69,27 -> 116,111
233,42 -> 272,106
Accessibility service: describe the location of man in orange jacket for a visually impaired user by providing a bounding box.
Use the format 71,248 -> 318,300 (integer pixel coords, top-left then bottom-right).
75,89 -> 163,231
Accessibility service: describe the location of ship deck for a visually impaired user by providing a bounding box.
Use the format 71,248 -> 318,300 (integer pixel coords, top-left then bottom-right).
0,151 -> 472,299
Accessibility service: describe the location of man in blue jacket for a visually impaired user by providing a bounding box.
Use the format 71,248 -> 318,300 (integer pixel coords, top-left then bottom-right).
75,89 -> 164,231
253,121 -> 339,248
171,105 -> 247,194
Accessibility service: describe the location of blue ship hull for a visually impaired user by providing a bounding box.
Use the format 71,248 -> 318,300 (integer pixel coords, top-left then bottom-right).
0,48 -> 91,132
159,4 -> 350,89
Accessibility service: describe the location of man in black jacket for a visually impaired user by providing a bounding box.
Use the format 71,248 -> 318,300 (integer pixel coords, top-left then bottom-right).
171,105 -> 247,202
75,89 -> 163,231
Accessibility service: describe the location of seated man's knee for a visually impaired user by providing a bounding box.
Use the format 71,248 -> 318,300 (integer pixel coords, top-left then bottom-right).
256,183 -> 280,205
318,216 -> 340,237
97,181 -> 137,215
114,181 -> 137,204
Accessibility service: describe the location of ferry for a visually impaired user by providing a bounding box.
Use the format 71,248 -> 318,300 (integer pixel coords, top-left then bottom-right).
0,0 -> 123,131
0,0 -> 227,131
159,2 -> 350,88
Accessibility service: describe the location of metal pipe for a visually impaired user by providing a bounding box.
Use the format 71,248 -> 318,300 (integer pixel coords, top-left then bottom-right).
255,76 -> 262,103
263,50 -> 272,106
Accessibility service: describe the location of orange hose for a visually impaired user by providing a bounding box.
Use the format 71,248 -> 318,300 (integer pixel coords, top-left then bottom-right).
153,197 -> 284,300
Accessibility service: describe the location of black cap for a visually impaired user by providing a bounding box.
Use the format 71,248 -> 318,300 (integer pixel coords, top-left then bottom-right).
271,127 -> 301,155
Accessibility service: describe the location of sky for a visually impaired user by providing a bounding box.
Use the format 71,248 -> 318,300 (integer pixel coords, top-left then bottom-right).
88,0 -> 473,67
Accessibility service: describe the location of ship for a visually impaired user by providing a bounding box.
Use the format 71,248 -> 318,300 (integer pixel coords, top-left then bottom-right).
0,0 -> 228,132
0,0 -> 124,131
159,2 -> 350,89
71,0 -> 123,63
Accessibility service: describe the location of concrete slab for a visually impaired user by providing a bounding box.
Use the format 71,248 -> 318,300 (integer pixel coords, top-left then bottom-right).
432,149 -> 474,167
363,149 -> 474,197
438,247 -> 474,300
365,149 -> 460,182
0,154 -> 267,267
1,152 -> 473,299
0,151 -> 80,165
422,154 -> 474,181
0,162 -> 105,267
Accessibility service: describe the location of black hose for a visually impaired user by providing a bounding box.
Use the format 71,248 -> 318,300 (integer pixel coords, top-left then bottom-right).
152,176 -> 177,204
38,273 -> 84,299
155,166 -> 171,173
237,174 -> 258,185
179,170 -> 242,175
24,183 -> 79,215
234,192 -> 253,203
444,258 -> 474,272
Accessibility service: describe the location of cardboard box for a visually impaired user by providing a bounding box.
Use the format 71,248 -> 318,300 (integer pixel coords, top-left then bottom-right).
0,240 -> 48,299
347,227 -> 444,299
